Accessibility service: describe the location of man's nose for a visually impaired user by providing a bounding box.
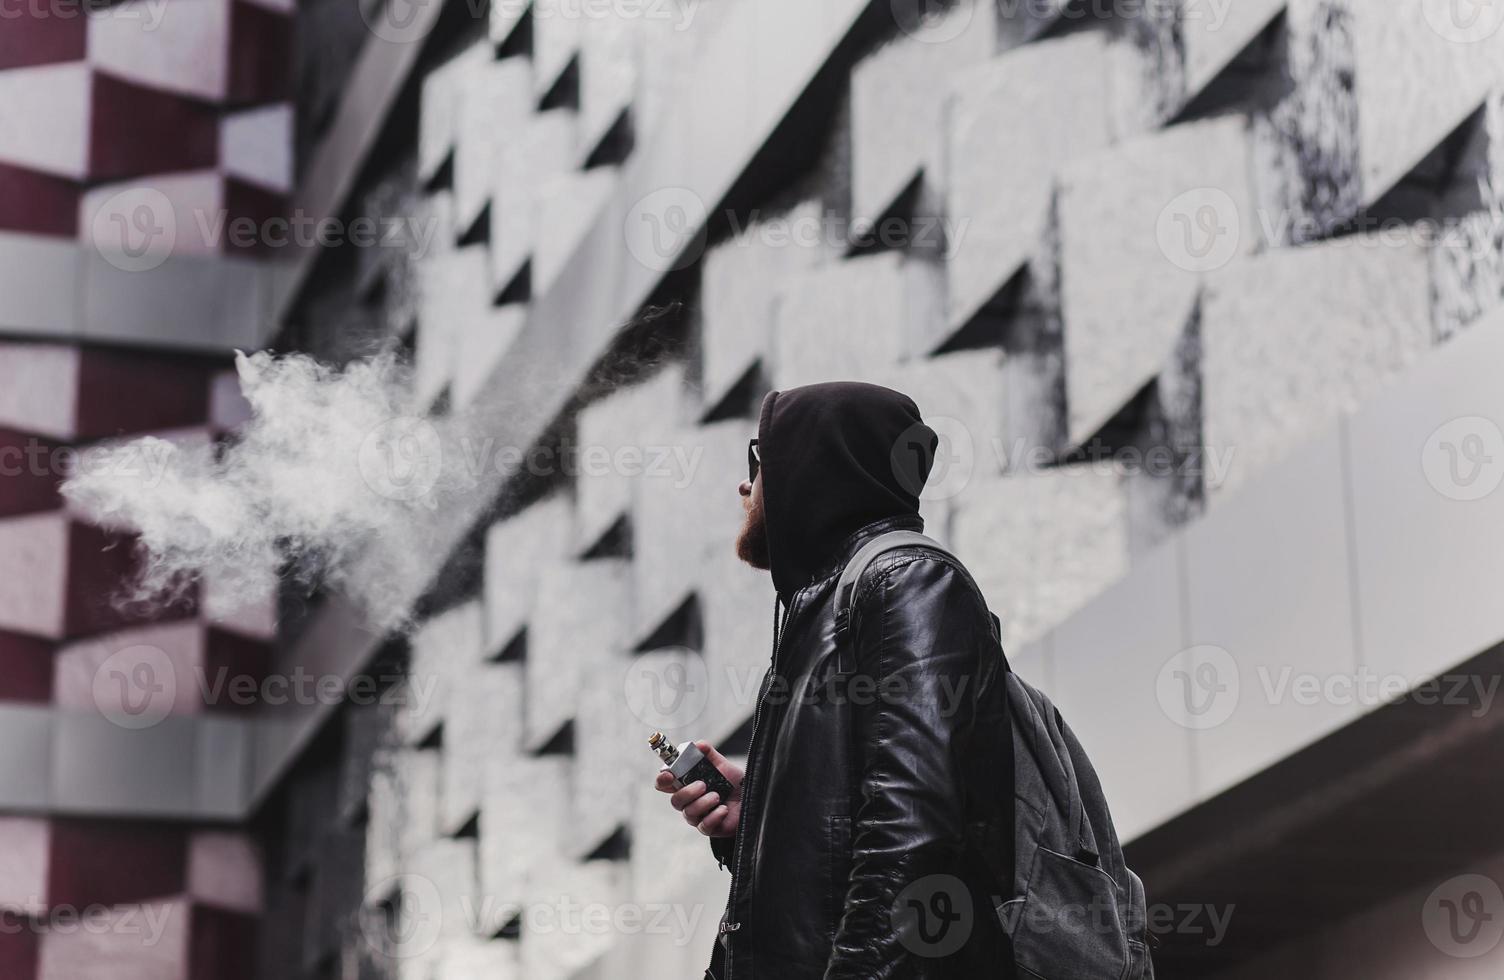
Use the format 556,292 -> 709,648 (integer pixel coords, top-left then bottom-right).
737,478 -> 752,497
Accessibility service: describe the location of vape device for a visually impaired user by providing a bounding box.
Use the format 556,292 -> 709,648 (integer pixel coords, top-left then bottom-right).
649,732 -> 734,799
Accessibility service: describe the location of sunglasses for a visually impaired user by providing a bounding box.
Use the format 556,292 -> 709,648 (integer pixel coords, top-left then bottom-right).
747,438 -> 761,483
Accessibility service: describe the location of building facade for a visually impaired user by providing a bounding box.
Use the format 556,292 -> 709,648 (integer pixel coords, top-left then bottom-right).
1,0 -> 1503,977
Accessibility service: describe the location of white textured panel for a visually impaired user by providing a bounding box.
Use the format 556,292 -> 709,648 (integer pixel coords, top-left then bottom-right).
850,1 -> 997,222
701,198 -> 832,410
88,0 -> 229,100
220,104 -> 294,194
0,62 -> 92,179
578,10 -> 639,159
415,245 -> 491,408
0,512 -> 68,638
441,663 -> 523,835
477,755 -> 570,932
187,830 -> 263,913
439,939 -> 522,980
950,465 -> 1129,650
525,558 -> 629,750
572,853 -> 731,980
0,817 -> 50,907
633,0 -> 726,143
37,900 -> 191,980
770,252 -> 943,389
575,364 -> 686,552
1182,0 -> 1287,95
80,171 -> 228,259
490,0 -> 528,45
1059,115 -> 1257,445
1202,237 -> 1433,498
401,839 -> 479,967
484,494 -> 574,652
534,167 -> 618,296
519,860 -> 629,980
452,306 -> 526,410
364,750 -> 403,888
1352,0 -> 1504,203
488,110 -> 576,297
0,341 -> 79,439
54,620 -> 206,715
697,550 -> 772,745
420,42 -> 490,185
945,32 -> 1112,329
403,601 -> 485,747
571,663 -> 639,857
365,748 -> 442,888
533,0 -> 583,98
454,58 -> 533,235
630,420 -> 749,638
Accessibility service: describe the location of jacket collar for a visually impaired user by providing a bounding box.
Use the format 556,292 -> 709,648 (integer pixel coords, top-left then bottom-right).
779,513 -> 925,601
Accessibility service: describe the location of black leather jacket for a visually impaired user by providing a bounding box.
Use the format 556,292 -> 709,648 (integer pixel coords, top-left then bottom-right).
705,514 -> 1016,980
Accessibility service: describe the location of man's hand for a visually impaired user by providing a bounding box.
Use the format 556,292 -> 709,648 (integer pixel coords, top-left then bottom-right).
655,740 -> 743,838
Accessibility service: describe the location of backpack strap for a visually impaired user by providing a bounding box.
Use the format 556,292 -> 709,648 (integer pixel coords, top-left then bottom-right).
834,530 -> 1001,671
833,530 -> 952,641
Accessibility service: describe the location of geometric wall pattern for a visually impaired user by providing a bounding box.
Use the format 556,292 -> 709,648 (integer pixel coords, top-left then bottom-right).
263,1 -> 1504,978
2,0 -> 1498,977
0,0 -> 292,976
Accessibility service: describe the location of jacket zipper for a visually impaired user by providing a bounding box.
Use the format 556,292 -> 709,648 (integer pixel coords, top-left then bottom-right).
719,589 -> 804,980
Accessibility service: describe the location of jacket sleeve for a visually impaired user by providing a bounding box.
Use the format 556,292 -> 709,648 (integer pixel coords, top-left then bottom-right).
710,834 -> 735,871
824,555 -> 990,980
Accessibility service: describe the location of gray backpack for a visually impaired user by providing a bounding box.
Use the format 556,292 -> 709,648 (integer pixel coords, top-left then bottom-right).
836,531 -> 1155,980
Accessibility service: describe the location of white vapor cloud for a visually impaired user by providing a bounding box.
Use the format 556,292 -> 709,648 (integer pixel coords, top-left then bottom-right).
62,349 -> 460,632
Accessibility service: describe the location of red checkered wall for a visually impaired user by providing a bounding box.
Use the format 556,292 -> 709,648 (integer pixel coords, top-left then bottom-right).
0,0 -> 294,976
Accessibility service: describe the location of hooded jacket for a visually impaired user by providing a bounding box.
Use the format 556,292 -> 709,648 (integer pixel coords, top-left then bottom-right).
706,382 -> 1016,980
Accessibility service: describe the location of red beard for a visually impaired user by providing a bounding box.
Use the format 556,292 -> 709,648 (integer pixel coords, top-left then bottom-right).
735,493 -> 771,570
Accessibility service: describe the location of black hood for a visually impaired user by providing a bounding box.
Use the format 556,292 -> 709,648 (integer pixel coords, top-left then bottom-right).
756,382 -> 937,596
